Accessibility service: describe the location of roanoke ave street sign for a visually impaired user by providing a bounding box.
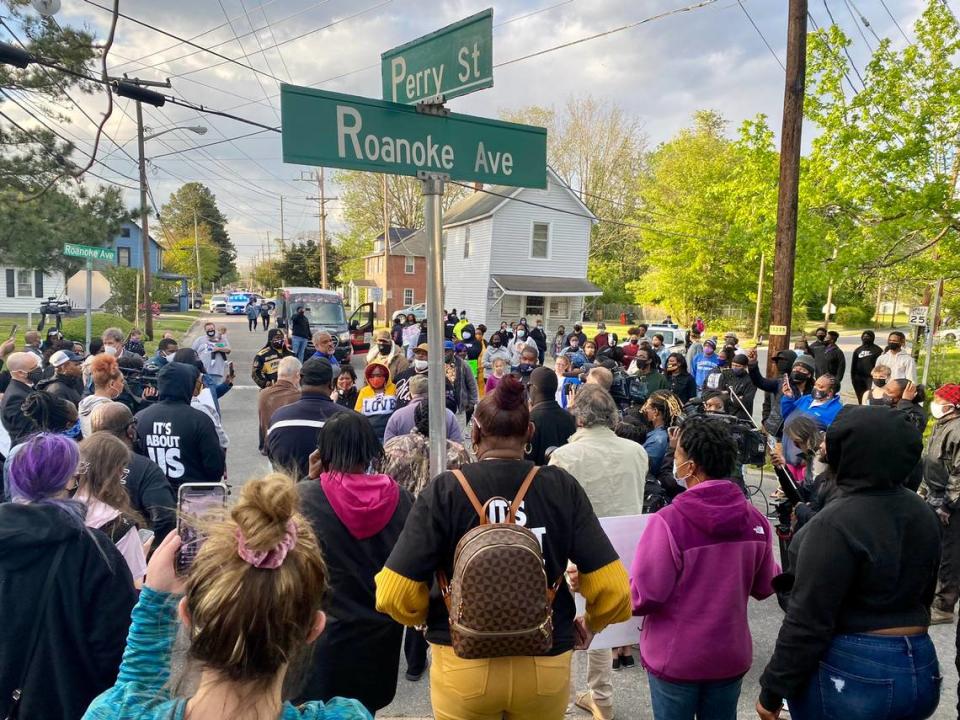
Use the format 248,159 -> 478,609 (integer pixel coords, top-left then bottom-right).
281,84 -> 547,188
381,8 -> 493,104
64,242 -> 116,262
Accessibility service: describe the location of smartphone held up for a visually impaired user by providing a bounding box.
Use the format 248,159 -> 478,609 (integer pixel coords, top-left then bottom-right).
175,482 -> 228,575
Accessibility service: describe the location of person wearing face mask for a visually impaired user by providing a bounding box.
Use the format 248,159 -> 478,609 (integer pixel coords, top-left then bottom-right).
251,328 -> 294,388
458,323 -> 483,378
444,340 -> 478,421
632,417 -> 779,720
781,373 -> 843,431
515,346 -> 541,387
37,350 -> 85,406
402,314 -> 420,358
622,327 -> 642,368
863,364 -> 893,405
594,321 -> 612,350
663,352 -> 698,403
919,384 -> 960,625
192,322 -> 231,385
481,332 -> 512,374
529,318 -> 548,365
876,330 -> 917,382
355,361 -> 398,443
510,323 -> 538,367
627,347 -> 669,406
101,327 -> 138,363
150,338 -> 178,368
746,348 -> 797,437
452,312 -> 469,344
566,322 -> 588,348
851,330 -> 883,403
561,335 -> 588,369
691,338 -> 721,391
367,329 -> 409,379
551,324 -> 566,359
716,353 -> 757,422
78,354 -> 125,438
806,326 -> 829,377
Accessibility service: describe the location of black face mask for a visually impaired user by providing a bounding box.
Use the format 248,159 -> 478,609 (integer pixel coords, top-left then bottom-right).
26,367 -> 43,385
491,341 -> 502,348
272,339 -> 284,348
869,396 -> 892,406
861,337 -> 871,345
790,370 -> 810,384
816,334 -> 826,342
377,343 -> 392,354
888,342 -> 902,351
873,377 -> 888,387
206,330 -> 216,337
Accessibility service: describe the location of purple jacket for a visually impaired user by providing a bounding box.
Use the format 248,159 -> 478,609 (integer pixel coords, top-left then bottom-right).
630,480 -> 779,682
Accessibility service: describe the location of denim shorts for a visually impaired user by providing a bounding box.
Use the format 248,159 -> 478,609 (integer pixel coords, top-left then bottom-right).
789,633 -> 941,720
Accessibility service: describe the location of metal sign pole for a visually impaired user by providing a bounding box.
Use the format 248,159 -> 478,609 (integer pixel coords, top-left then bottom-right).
421,170 -> 449,479
921,278 -> 943,386
85,258 -> 93,351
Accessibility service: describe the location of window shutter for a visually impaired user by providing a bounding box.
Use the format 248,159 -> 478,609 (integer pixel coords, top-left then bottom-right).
5,269 -> 13,298
34,270 -> 43,298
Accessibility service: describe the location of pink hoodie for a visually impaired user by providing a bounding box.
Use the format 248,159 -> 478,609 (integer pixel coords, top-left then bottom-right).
319,471 -> 400,540
630,480 -> 779,682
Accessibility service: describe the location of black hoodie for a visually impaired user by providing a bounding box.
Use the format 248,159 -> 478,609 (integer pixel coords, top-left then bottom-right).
759,405 -> 941,711
850,331 -> 883,381
133,362 -> 225,492
0,503 -> 136,720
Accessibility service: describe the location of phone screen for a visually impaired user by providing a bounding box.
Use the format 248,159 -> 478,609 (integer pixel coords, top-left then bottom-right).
175,483 -> 228,575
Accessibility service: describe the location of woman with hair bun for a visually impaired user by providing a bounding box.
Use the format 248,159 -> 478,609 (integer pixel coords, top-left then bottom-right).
84,473 -> 370,720
79,354 -> 124,438
0,433 -> 136,720
376,375 -> 631,720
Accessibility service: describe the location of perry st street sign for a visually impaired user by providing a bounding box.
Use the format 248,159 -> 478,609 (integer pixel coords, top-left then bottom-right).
64,242 -> 116,262
281,85 -> 547,188
381,9 -> 493,105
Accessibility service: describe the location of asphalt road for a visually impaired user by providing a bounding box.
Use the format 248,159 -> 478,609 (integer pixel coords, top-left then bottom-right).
202,314 -> 956,719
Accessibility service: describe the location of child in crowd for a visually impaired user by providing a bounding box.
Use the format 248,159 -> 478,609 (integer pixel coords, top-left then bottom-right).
124,329 -> 146,358
485,357 -> 507,394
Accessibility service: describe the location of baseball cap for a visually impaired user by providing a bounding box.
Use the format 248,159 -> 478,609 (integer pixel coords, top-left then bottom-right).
47,328 -> 60,337
300,357 -> 334,386
935,384 -> 960,406
373,329 -> 391,342
50,350 -> 82,367
443,340 -> 455,350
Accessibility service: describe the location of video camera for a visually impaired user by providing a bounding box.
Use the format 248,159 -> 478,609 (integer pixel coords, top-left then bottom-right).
681,400 -> 767,467
118,360 -> 161,392
37,296 -> 73,333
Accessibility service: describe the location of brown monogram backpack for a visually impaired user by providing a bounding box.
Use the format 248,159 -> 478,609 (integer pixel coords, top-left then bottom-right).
437,466 -> 562,659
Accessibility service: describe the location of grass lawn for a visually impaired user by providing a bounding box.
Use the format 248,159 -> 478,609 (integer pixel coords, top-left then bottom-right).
920,343 -> 960,389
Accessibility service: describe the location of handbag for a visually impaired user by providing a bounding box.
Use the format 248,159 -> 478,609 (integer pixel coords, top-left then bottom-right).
4,543 -> 67,720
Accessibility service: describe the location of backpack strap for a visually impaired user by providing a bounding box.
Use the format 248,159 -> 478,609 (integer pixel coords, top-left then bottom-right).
509,466 -> 539,523
451,469 -> 486,524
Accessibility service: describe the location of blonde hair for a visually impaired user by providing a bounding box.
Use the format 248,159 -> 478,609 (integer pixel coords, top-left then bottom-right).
78,432 -> 142,526
184,473 -> 328,685
492,357 -> 507,373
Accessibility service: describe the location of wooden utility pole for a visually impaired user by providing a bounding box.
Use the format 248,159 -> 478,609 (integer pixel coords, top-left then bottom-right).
766,0 -> 808,377
136,100 -> 152,339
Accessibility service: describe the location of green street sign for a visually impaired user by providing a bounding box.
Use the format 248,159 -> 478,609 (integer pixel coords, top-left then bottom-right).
381,9 -> 493,105
64,242 -> 116,261
281,85 -> 547,188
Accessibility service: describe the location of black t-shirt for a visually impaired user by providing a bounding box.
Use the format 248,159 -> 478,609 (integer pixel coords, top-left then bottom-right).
384,459 -> 618,654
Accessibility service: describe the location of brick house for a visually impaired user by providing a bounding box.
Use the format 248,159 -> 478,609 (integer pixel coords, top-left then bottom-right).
362,227 -> 427,323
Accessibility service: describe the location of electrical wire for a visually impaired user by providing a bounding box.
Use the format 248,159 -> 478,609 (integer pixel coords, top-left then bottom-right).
822,0 -> 866,87
737,0 -> 784,71
877,0 -> 912,43
254,0 -> 294,82
494,0 -> 719,68
841,0 -> 873,51
449,181 -> 711,243
807,10 -> 861,95
150,128 -> 272,158
215,0 -> 281,121
846,0 -> 882,45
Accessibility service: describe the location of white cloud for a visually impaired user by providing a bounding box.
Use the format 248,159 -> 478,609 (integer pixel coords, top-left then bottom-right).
2,0 -> 925,262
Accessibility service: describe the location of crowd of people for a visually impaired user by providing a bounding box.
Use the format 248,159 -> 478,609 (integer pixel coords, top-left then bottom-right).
0,307 -> 957,720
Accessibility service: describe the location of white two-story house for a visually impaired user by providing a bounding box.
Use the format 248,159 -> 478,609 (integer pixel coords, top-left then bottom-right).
442,167 -> 601,332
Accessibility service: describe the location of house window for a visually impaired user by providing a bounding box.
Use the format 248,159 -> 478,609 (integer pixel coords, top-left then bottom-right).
118,247 -> 131,267
531,222 -> 549,258
404,255 -> 415,274
525,295 -> 545,318
502,295 -> 522,318
549,298 -> 569,318
463,226 -> 471,258
120,227 -> 130,238
16,269 -> 33,297
403,288 -> 414,305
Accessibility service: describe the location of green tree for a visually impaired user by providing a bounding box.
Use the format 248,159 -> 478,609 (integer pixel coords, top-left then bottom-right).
334,228 -> 372,285
803,0 -> 960,296
274,235 -> 342,288
102,266 -> 178,321
0,1 -> 127,270
159,183 -> 237,282
160,226 -> 220,290
503,96 -> 646,301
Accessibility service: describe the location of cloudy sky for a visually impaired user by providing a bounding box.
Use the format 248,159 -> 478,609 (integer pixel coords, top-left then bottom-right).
4,0 -> 928,268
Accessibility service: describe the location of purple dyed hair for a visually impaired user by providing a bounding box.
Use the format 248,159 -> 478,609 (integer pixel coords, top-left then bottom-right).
9,433 -> 79,502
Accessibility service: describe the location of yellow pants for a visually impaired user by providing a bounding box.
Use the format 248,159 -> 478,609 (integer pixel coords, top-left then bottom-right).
429,643 -> 572,720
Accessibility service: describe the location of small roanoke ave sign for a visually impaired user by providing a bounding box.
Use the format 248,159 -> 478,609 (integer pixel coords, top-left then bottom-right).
281,85 -> 547,188
64,242 -> 116,262
381,9 -> 493,105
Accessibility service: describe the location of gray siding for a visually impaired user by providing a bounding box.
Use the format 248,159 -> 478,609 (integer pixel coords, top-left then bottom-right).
442,217 -> 494,327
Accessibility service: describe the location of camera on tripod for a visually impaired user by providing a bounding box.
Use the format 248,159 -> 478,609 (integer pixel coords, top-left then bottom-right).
37,296 -> 73,333
681,400 -> 767,467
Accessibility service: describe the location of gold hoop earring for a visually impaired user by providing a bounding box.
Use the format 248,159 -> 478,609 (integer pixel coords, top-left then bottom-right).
524,442 -> 533,455
471,443 -> 480,456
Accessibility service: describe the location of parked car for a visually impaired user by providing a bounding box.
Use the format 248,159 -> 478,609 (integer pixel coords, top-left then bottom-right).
939,326 -> 960,343
226,293 -> 251,315
209,294 -> 227,313
391,303 -> 427,323
190,291 -> 203,309
646,324 -> 685,347
275,287 -> 374,362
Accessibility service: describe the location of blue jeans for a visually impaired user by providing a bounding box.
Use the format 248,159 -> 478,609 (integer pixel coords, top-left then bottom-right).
788,633 -> 941,720
647,672 -> 742,720
291,335 -> 308,361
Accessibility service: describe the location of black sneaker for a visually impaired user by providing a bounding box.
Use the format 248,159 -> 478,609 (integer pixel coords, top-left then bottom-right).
405,668 -> 426,681
612,656 -> 621,671
621,654 -> 636,669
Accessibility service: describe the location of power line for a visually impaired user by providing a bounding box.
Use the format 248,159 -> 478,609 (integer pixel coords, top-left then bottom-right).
449,181 -> 711,243
841,0 -> 874,51
846,0 -> 882,45
215,0 -> 281,121
150,128 -> 272,158
737,0 -> 784,71
822,0 -> 866,87
253,0 -> 294,82
877,0 -> 912,43
494,0 -> 719,68
807,9 -> 862,95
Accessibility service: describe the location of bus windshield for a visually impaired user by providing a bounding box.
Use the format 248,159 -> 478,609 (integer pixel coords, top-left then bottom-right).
289,294 -> 346,326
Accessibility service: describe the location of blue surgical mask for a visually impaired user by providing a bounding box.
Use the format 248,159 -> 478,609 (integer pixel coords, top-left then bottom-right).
62,419 -> 82,439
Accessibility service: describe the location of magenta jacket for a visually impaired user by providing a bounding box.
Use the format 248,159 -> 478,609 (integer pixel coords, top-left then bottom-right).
630,480 -> 779,682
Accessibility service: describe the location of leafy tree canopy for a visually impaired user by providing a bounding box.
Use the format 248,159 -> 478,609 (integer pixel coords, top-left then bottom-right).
159,183 -> 237,282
